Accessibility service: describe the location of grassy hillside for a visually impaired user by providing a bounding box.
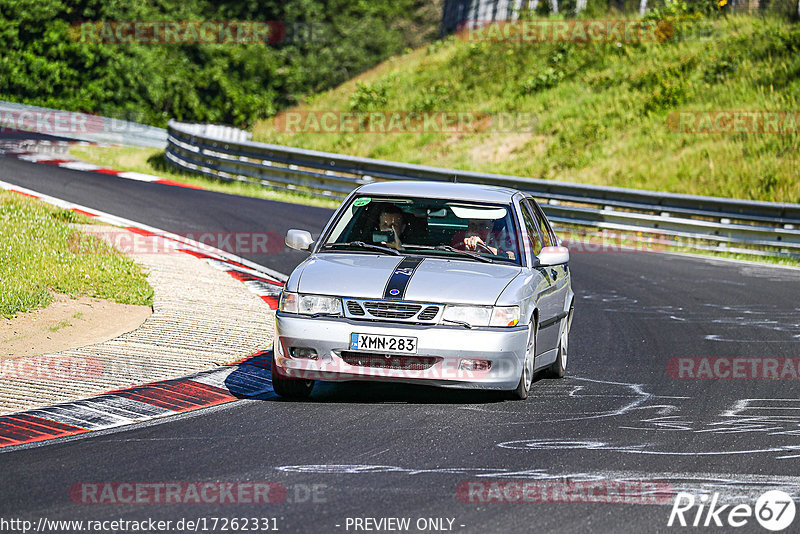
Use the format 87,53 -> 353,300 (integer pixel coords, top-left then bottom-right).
252,12 -> 800,203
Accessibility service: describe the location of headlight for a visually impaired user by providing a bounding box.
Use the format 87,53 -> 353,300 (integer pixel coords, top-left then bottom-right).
279,291 -> 341,316
490,306 -> 520,327
298,294 -> 342,315
279,291 -> 298,313
442,305 -> 492,326
442,305 -> 520,327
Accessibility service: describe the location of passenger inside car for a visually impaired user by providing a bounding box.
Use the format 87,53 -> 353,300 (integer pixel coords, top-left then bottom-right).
452,218 -> 516,260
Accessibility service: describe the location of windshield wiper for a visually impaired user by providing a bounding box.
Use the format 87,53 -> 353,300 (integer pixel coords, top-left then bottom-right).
324,241 -> 402,256
402,244 -> 494,263
442,318 -> 473,329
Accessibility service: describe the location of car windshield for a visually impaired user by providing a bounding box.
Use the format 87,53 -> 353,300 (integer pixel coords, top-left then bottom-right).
321,195 -> 521,265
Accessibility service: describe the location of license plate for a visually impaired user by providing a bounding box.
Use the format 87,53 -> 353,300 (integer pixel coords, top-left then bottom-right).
349,333 -> 418,354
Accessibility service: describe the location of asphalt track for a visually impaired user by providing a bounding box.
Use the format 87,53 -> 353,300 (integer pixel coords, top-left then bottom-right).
1,149 -> 800,533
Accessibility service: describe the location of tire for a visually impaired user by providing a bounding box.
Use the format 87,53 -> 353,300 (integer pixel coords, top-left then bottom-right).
271,355 -> 314,399
509,323 -> 536,400
545,306 -> 572,379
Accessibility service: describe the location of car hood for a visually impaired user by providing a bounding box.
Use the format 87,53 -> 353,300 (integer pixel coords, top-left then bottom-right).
295,253 -> 522,305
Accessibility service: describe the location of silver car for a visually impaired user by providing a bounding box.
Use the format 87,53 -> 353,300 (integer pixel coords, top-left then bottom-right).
273,181 -> 573,400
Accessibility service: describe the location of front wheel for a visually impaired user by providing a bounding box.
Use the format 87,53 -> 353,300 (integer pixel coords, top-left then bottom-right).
545,308 -> 572,379
271,356 -> 314,398
509,324 -> 536,400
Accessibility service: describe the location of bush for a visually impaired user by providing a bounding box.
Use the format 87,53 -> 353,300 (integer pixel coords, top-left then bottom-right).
348,81 -> 390,111
0,0 -> 441,127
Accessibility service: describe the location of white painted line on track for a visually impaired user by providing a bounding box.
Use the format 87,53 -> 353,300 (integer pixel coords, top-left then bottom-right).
116,171 -> 160,182
57,161 -> 103,171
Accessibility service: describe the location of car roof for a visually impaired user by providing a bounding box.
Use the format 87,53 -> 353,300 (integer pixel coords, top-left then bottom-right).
355,180 -> 520,203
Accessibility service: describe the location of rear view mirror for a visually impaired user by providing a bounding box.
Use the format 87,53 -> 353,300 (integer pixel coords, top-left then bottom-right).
372,231 -> 393,243
536,246 -> 569,266
286,229 -> 314,252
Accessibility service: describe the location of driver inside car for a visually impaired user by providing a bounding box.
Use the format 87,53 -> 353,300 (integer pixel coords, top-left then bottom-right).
374,205 -> 409,250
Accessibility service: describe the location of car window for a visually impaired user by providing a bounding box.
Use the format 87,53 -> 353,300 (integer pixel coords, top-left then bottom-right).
519,199 -> 543,256
527,198 -> 553,248
321,195 -> 521,264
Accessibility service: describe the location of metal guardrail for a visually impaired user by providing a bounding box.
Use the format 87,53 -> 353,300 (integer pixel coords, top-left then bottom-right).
166,120 -> 800,258
169,122 -> 252,143
0,100 -> 166,148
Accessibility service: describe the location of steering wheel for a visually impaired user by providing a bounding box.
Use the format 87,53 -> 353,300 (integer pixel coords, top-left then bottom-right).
475,241 -> 495,254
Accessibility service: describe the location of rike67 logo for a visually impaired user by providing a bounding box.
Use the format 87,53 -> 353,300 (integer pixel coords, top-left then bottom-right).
668,490 -> 796,531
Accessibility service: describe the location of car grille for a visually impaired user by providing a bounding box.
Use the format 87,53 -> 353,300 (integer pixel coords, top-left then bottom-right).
341,352 -> 438,370
418,306 -> 439,321
343,299 -> 442,323
363,301 -> 421,319
346,300 -> 365,316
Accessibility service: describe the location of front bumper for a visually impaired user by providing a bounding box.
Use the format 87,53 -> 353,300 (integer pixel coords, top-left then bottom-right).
274,312 -> 529,390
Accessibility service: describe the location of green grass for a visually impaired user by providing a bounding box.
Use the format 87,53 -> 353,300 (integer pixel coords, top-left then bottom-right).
0,191 -> 154,318
665,247 -> 800,267
68,146 -> 340,209
48,319 -> 71,332
251,14 -> 800,203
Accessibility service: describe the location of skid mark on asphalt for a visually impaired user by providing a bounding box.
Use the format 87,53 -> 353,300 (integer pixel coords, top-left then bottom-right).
459,376 -> 800,461
579,289 -> 800,343
471,377 -> 656,425
273,464 -> 800,504
497,438 -> 800,457
614,396 -> 800,441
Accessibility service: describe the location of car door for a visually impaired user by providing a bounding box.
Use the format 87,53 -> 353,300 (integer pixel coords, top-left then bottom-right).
530,198 -> 571,318
519,198 -> 561,355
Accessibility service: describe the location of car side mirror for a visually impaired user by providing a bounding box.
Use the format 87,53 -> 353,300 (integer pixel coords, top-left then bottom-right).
536,246 -> 569,266
285,229 -> 314,252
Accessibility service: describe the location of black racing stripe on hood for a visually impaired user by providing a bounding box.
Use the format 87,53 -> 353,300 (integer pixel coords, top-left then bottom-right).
383,257 -> 424,300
